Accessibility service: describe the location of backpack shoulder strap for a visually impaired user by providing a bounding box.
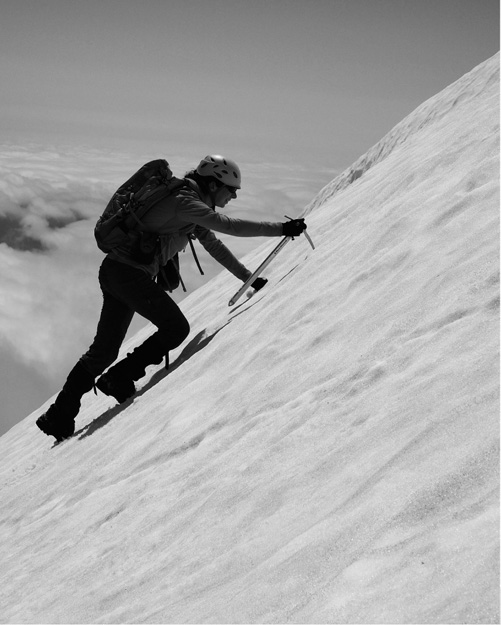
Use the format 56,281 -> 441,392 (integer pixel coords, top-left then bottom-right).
188,235 -> 205,276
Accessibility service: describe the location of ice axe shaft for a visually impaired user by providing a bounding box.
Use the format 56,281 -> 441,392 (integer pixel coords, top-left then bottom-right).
228,236 -> 292,306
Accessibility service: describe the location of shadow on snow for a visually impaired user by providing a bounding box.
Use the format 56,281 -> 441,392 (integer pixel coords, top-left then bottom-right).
76,321 -> 233,440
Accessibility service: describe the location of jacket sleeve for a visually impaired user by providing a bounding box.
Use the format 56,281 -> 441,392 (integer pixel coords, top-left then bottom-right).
194,226 -> 252,282
175,188 -> 283,237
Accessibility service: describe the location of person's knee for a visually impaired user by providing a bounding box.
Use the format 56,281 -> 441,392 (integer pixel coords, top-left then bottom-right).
159,313 -> 190,351
172,315 -> 190,348
179,316 -> 190,342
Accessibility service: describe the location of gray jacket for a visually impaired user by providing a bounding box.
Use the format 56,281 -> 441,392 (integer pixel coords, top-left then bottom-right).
108,179 -> 283,281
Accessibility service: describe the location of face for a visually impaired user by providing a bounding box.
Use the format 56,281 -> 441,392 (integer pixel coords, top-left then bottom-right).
213,184 -> 238,208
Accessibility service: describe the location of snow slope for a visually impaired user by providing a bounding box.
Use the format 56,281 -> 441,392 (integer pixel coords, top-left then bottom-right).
0,53 -> 499,624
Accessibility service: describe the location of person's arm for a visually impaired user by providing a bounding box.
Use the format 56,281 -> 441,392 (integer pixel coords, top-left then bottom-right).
194,226 -> 252,281
176,188 -> 284,237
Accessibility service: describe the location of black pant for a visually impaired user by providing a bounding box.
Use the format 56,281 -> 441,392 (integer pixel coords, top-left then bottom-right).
79,258 -> 190,377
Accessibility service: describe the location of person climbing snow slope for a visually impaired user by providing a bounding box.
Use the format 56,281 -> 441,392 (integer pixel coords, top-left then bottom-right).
37,155 -> 307,442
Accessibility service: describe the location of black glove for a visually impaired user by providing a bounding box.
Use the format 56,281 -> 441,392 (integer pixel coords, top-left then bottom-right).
282,218 -> 307,237
250,277 -> 268,291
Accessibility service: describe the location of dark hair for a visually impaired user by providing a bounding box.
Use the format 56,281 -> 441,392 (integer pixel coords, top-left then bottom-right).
184,169 -> 224,192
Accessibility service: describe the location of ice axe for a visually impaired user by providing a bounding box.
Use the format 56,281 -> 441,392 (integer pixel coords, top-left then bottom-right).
228,216 -> 315,306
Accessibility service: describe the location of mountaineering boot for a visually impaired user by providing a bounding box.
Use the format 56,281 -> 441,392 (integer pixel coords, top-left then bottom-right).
96,335 -> 165,404
36,404 -> 75,442
95,367 -> 136,404
36,362 -> 95,442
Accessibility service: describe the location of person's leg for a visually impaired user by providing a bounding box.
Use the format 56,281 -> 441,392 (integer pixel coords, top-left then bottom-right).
79,292 -> 136,379
102,258 -> 190,354
37,261 -> 136,441
36,361 -> 95,441
95,259 -> 190,403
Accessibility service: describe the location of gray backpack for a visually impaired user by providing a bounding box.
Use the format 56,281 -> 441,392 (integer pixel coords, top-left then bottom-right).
95,159 -> 185,253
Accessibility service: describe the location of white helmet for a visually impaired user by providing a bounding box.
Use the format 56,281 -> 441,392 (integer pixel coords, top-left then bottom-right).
196,155 -> 241,188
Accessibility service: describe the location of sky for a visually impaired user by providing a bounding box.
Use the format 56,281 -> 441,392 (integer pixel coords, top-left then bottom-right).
0,0 -> 499,435
1,0 -> 499,163
0,52 -> 498,622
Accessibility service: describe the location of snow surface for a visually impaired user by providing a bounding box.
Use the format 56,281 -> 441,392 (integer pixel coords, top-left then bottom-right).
0,54 -> 499,624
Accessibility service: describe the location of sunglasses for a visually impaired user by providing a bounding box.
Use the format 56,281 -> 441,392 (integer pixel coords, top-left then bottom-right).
223,184 -> 239,195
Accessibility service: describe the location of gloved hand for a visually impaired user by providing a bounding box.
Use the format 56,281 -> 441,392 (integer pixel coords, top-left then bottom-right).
282,218 -> 307,237
251,277 -> 268,291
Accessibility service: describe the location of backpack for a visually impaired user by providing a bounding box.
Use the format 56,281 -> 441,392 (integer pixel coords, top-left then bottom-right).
95,159 -> 185,254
